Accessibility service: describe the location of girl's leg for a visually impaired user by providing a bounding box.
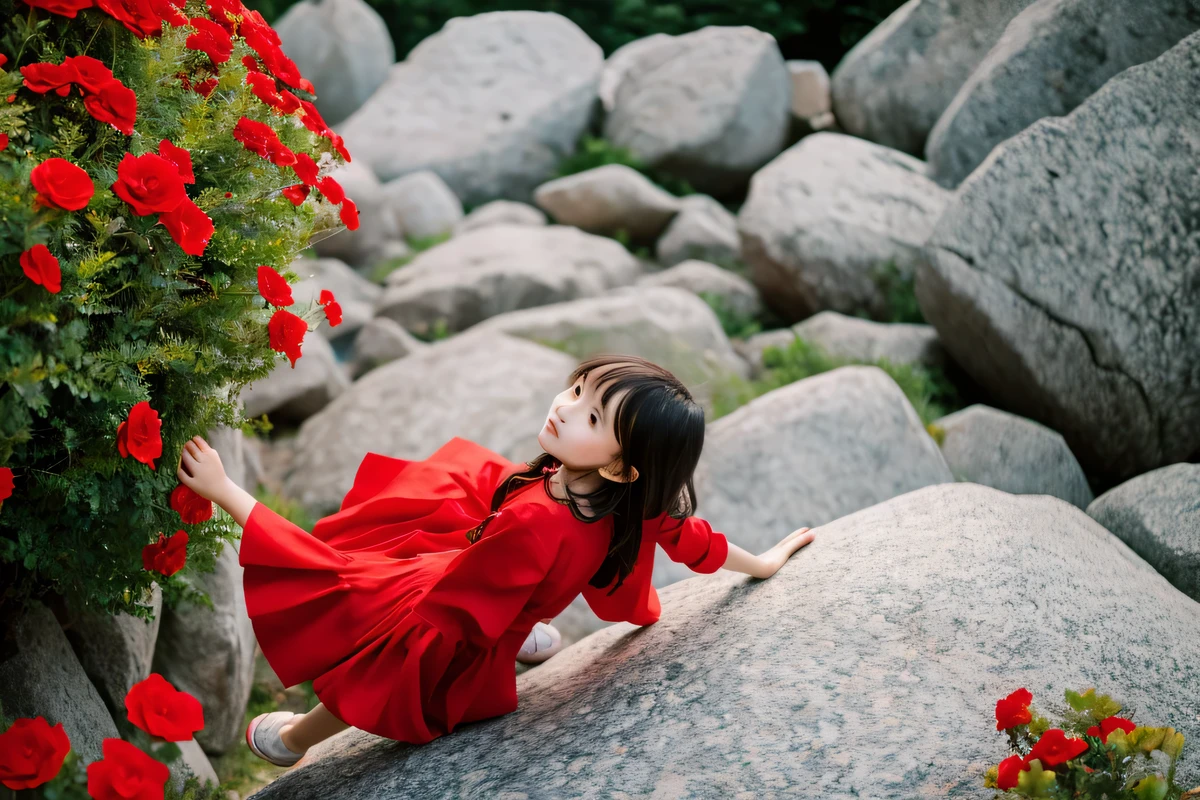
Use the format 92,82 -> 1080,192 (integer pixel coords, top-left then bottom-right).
280,703 -> 351,753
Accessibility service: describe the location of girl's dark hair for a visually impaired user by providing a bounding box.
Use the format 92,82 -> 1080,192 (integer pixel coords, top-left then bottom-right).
469,354 -> 706,596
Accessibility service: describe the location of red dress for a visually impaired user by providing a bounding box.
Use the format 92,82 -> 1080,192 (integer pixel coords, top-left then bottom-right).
238,436 -> 729,743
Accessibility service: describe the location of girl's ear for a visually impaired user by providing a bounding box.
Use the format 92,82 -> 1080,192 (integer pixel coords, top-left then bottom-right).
598,459 -> 639,483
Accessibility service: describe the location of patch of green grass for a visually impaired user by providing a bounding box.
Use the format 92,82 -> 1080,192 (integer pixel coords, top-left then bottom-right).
868,259 -> 925,324
254,484 -> 316,532
698,291 -> 763,340
410,317 -> 451,343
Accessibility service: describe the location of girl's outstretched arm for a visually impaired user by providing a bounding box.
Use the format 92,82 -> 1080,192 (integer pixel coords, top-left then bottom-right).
177,435 -> 257,528
722,527 -> 815,579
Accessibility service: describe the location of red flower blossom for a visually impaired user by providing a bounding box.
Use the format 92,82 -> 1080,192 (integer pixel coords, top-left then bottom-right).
0,134 -> 7,151
116,400 -> 163,469
125,673 -> 204,742
996,754 -> 1025,791
192,77 -> 218,98
299,99 -> 327,135
319,289 -> 342,326
257,265 -> 293,307
159,198 -> 213,256
95,0 -> 166,39
281,183 -> 309,205
0,466 -> 14,504
19,245 -> 62,294
21,61 -> 79,95
62,55 -> 114,93
83,79 -> 137,136
0,55 -> 6,69
995,688 -> 1033,731
268,308 -> 307,368
0,717 -> 70,790
186,17 -> 233,65
242,55 -> 260,72
292,152 -> 318,186
86,738 -> 169,800
245,69 -> 281,106
316,175 -> 343,203
30,158 -> 95,211
170,482 -> 213,524
149,0 -> 186,27
339,197 -> 359,230
327,131 -> 351,162
206,0 -> 244,32
1086,716 -> 1136,744
232,116 -> 296,167
112,152 -> 187,216
141,530 -> 188,576
158,139 -> 195,184
1026,728 -> 1088,768
275,90 -> 301,115
19,0 -> 93,18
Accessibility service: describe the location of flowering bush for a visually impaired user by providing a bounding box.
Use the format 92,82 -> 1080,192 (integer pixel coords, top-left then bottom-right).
985,686 -> 1196,799
0,0 -> 350,617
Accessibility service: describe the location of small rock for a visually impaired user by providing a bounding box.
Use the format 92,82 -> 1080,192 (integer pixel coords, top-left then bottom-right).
655,194 -> 740,268
533,164 -> 682,242
349,316 -> 427,378
636,259 -> 761,320
786,59 -> 831,119
382,170 -> 464,241
239,333 -> 351,424
454,200 -> 547,236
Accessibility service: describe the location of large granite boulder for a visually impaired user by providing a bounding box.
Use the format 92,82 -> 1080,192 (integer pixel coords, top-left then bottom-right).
283,331 -> 576,515
453,200 -> 546,236
914,32 -> 1200,486
1088,463 -> 1200,602
739,132 -> 950,322
532,165 -> 681,242
340,12 -> 603,206
654,194 -> 739,268
248,483 -> 1200,799
597,33 -> 674,113
926,0 -> 1200,187
830,0 -> 1037,154
239,331 -> 351,424
274,0 -> 394,127
933,404 -> 1094,509
466,286 -> 750,416
375,224 -> 641,337
636,260 -> 762,320
603,26 -> 791,196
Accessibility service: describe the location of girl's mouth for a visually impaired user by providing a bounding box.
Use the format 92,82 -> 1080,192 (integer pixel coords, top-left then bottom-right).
545,419 -> 558,436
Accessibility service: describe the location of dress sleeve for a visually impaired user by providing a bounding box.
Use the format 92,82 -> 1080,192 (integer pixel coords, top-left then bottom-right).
654,514 -> 729,574
410,502 -> 559,649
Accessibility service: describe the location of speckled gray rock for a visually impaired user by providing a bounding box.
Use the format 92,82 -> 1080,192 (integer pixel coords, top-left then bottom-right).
1088,463 -> 1200,602
274,0 -> 394,126
240,332 -> 351,424
926,0 -> 1200,187
453,200 -> 547,236
914,32 -> 1200,485
382,170 -> 463,241
597,33 -> 674,113
310,161 -> 400,269
0,603 -> 119,764
637,260 -> 761,320
830,0 -> 1036,154
249,482 -> 1200,799
467,286 -> 750,416
375,225 -> 641,337
340,12 -> 603,205
654,194 -> 740,268
739,132 -> 950,322
533,164 -> 682,242
349,316 -> 426,378
289,256 -> 383,342
603,26 -> 791,196
933,404 -> 1094,509
283,331 -> 575,515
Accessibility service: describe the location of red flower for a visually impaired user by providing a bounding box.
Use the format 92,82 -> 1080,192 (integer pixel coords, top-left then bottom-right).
205,0 -> 243,31
21,61 -> 79,95
112,152 -> 187,216
316,175 -> 343,203
192,77 -> 218,98
242,55 -> 260,72
245,70 -> 281,106
62,55 -> 114,94
125,673 -> 204,742
141,530 -> 188,576
148,0 -> 186,27
1086,716 -> 1136,744
170,482 -> 213,525
1027,728 -> 1088,768
116,400 -> 163,469
275,90 -> 301,115
95,0 -> 166,38
159,198 -> 213,256
0,55 -> 6,69
0,717 -> 70,790
0,466 -> 14,504
186,17 -> 233,65
268,308 -> 307,368
327,131 -> 351,162
995,688 -> 1033,731
257,265 -> 293,307
19,245 -> 62,294
299,99 -> 328,135
86,738 -> 169,800
83,79 -> 137,136
339,197 -> 359,230
0,134 -> 8,151
281,184 -> 309,205
292,152 -> 318,186
232,117 -> 296,167
19,0 -> 93,18
996,754 -> 1025,791
318,288 -> 342,326
31,158 -> 95,211
158,139 -> 195,184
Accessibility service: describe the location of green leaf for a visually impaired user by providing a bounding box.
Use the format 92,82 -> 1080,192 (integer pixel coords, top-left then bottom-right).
1063,687 -> 1123,720
1131,774 -> 1169,800
1015,759 -> 1058,798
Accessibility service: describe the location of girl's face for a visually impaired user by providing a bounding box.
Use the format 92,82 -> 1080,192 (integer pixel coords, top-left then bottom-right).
538,364 -> 627,472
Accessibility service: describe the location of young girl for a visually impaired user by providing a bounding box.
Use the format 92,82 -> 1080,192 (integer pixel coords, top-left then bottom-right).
175,354 -> 815,767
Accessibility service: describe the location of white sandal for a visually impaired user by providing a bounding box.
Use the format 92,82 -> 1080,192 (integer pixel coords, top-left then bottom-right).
246,711 -> 305,767
517,621 -> 563,664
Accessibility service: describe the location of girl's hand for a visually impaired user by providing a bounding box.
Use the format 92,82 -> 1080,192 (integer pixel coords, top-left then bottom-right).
758,527 -> 815,579
176,435 -> 231,503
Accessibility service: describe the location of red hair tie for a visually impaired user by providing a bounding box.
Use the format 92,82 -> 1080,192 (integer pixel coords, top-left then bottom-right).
542,463 -> 559,475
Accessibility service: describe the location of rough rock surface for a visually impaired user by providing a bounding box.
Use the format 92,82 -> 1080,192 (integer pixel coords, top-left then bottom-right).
532,164 -> 681,242
349,316 -> 427,378
654,194 -> 740,268
310,161 -> 399,268
914,31 -> 1200,485
249,483 -> 1200,799
598,33 -> 674,113
239,332 -> 351,424
382,170 -> 463,241
454,200 -> 547,236
637,260 -> 761,320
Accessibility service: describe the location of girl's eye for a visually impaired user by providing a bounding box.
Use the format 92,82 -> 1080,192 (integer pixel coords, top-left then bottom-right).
574,385 -> 581,396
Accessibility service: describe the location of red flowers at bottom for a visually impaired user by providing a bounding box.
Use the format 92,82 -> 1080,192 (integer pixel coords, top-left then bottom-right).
87,738 -> 169,800
1026,728 -> 1088,768
116,400 -> 164,470
0,717 -> 70,790
1086,715 -> 1136,744
996,754 -> 1024,791
142,530 -> 189,576
20,245 -> 62,294
125,674 -> 204,742
268,308 -> 307,368
995,687 -> 1033,731
170,482 -> 213,525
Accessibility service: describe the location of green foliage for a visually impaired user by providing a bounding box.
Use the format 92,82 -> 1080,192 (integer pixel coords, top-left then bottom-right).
410,317 -> 451,343
866,259 -> 926,324
698,291 -> 762,340
556,134 -> 694,198
1,1 -> 348,617
244,0 -> 908,74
